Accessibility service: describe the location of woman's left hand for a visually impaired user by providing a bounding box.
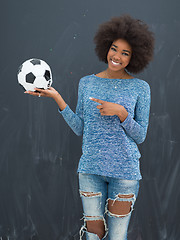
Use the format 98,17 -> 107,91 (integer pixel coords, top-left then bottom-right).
90,97 -> 128,122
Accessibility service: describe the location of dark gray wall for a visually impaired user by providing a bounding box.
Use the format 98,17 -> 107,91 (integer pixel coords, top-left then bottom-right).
0,0 -> 180,239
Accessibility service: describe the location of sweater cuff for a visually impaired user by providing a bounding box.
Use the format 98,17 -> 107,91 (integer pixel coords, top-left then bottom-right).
120,113 -> 132,128
58,104 -> 70,117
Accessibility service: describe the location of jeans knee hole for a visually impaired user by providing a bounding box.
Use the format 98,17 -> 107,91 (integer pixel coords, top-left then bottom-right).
80,191 -> 102,197
107,198 -> 133,217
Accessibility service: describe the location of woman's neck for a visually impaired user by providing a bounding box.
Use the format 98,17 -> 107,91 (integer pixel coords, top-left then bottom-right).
105,68 -> 132,79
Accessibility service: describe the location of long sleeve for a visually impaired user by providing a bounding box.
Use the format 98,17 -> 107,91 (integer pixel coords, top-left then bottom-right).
120,82 -> 151,144
61,74 -> 151,180
58,78 -> 84,136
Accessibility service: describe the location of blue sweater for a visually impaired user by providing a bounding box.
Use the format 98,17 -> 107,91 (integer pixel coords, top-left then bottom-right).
59,74 -> 151,180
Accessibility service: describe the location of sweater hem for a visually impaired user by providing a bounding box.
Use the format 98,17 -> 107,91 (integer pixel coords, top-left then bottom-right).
77,169 -> 142,181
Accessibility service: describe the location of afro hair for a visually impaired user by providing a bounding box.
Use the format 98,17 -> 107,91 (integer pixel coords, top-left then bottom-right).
94,15 -> 155,74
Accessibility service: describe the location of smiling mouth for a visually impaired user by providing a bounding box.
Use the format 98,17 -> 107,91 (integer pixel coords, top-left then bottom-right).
111,59 -> 122,65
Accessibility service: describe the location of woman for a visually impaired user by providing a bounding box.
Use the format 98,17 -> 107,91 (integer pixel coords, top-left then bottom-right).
26,15 -> 154,240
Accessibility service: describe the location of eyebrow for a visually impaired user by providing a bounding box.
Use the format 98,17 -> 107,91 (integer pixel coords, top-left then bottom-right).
112,44 -> 131,53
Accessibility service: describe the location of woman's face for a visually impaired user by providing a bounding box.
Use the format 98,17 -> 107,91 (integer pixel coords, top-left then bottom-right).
107,39 -> 132,72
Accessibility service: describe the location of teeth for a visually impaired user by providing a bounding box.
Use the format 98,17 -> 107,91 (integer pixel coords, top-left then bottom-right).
111,60 -> 120,65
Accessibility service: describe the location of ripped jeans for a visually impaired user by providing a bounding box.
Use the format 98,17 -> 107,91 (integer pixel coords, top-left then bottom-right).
78,173 -> 139,240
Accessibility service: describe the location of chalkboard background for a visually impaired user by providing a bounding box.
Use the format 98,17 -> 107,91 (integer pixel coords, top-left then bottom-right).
0,0 -> 180,239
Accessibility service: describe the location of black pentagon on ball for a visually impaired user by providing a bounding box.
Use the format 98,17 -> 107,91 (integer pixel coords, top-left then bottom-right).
17,64 -> 23,74
44,70 -> 51,81
30,59 -> 41,65
26,72 -> 36,83
47,80 -> 51,87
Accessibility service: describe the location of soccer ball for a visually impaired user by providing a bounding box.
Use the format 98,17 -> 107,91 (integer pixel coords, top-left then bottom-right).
17,58 -> 53,91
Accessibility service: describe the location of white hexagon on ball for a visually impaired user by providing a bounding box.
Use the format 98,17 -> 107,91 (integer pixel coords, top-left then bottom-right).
17,58 -> 53,91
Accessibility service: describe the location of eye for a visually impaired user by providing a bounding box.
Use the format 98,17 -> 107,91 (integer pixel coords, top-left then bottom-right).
111,47 -> 117,51
122,52 -> 129,56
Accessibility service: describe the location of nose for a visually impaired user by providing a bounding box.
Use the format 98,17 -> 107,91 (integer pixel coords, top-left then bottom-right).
113,53 -> 121,61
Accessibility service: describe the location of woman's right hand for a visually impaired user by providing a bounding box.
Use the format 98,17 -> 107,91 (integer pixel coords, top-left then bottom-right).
24,87 -> 59,99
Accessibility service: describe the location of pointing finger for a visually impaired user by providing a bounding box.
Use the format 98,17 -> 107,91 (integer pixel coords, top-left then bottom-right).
89,97 -> 105,104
